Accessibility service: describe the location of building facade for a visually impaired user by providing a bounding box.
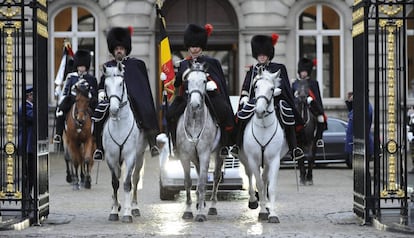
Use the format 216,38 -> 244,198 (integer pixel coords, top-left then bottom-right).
47,0 -> 414,124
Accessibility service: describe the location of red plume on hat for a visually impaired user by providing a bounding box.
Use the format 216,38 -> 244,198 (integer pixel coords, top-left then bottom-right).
128,26 -> 134,36
271,33 -> 279,46
205,24 -> 213,37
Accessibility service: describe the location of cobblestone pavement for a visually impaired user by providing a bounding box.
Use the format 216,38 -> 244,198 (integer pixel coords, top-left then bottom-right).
1,151 -> 413,238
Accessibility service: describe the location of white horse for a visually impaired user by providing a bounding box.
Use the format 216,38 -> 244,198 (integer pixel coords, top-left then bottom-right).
176,62 -> 221,222
239,69 -> 289,223
102,62 -> 146,223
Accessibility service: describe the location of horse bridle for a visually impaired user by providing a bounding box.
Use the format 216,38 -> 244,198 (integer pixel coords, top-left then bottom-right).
253,78 -> 275,117
183,68 -> 209,143
106,75 -> 128,111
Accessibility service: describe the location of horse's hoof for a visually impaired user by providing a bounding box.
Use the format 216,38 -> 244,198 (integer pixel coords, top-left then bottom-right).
300,178 -> 306,186
121,215 -> 133,223
132,208 -> 140,217
84,181 -> 91,189
108,213 -> 119,221
258,212 -> 269,221
66,174 -> 72,183
194,214 -> 207,222
307,179 -> 314,186
182,211 -> 193,220
248,201 -> 258,209
268,216 -> 280,223
208,207 -> 217,215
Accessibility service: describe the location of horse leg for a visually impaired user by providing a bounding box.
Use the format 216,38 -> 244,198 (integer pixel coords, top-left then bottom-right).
195,159 -> 208,222
208,155 -> 224,216
181,159 -> 193,220
306,145 -> 316,186
131,153 -> 144,217
251,164 -> 267,221
108,165 -> 121,221
266,160 -> 281,223
64,150 -> 72,183
120,159 -> 135,223
298,156 -> 306,185
83,140 -> 95,189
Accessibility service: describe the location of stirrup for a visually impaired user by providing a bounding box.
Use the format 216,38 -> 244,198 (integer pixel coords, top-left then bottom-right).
316,139 -> 324,148
292,147 -> 304,160
93,149 -> 104,161
53,134 -> 62,144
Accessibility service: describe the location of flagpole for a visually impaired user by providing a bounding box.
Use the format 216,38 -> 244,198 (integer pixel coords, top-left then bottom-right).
156,0 -> 173,155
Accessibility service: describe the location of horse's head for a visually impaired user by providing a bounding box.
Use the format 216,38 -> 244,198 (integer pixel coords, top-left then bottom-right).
103,62 -> 126,118
294,79 -> 311,103
183,62 -> 208,110
253,69 -> 281,118
73,79 -> 91,127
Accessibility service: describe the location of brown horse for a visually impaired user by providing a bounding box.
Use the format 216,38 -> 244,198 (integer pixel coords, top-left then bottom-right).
63,80 -> 95,189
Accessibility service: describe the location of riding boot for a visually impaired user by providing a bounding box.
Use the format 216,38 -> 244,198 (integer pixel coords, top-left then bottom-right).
285,125 -> 304,160
219,127 -> 238,158
315,122 -> 325,148
93,121 -> 104,161
146,129 -> 160,157
54,114 -> 65,144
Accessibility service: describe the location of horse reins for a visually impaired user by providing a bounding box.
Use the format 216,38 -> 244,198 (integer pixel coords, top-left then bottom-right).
106,78 -> 135,159
252,94 -> 279,167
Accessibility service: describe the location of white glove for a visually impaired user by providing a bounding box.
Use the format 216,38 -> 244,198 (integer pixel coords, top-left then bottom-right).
71,84 -> 77,96
56,108 -> 63,117
54,86 -> 61,97
98,91 -> 106,102
317,115 -> 324,123
274,87 -> 282,96
239,96 -> 249,106
307,96 -> 314,105
206,81 -> 217,91
160,72 -> 167,81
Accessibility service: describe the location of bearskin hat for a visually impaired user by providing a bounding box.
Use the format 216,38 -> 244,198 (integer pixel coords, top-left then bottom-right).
251,34 -> 278,61
297,57 -> 314,75
73,49 -> 91,71
106,27 -> 132,56
184,24 -> 213,49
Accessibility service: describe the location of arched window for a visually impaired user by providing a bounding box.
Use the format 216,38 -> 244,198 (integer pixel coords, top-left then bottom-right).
51,6 -> 98,94
297,4 -> 343,98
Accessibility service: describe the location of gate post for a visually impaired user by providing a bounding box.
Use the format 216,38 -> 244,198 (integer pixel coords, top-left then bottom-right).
352,0 -> 374,224
32,0 -> 50,225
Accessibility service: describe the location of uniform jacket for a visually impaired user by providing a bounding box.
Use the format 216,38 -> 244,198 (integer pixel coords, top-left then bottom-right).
291,77 -> 325,114
99,57 -> 159,131
345,103 -> 374,155
19,100 -> 34,154
241,62 -> 304,126
60,72 -> 98,109
174,55 -> 232,107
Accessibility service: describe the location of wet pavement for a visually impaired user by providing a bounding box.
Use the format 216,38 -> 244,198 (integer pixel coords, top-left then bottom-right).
1,150 -> 414,237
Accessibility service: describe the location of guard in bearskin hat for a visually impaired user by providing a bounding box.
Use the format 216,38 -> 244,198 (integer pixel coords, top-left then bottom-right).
292,57 -> 327,148
91,26 -> 160,160
53,49 -> 98,144
166,23 -> 238,157
236,34 -> 305,160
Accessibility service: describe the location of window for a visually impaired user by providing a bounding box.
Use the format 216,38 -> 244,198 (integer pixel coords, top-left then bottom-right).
297,4 -> 342,98
51,6 -> 98,92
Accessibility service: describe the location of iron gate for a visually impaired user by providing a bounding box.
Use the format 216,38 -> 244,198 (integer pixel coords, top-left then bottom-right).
0,0 -> 49,226
353,0 -> 413,226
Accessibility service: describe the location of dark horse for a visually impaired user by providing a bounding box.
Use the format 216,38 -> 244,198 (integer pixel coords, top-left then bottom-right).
63,80 -> 95,189
294,79 -> 317,185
